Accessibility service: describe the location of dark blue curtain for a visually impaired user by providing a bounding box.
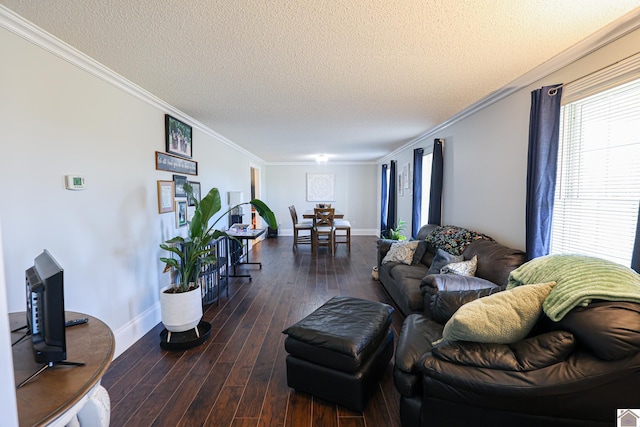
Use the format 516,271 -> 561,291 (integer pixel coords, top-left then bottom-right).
428,139 -> 444,225
380,164 -> 388,236
412,148 -> 424,237
632,203 -> 640,272
386,161 -> 397,237
526,84 -> 563,261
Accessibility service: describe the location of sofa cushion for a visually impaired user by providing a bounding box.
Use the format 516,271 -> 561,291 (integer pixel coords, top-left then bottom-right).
391,263 -> 430,282
463,239 -> 526,286
441,255 -> 478,276
555,301 -> 640,360
426,248 -> 463,275
382,240 -> 420,265
439,282 -> 556,344
432,330 -> 576,371
424,225 -> 493,256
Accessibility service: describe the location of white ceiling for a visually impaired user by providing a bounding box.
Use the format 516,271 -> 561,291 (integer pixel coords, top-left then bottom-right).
2,1 -> 639,163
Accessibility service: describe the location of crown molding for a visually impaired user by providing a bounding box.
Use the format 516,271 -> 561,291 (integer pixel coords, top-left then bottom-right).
379,7 -> 640,163
0,5 -> 266,165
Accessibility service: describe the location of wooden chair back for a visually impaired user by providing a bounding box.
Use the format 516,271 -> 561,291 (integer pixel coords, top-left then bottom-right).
288,205 -> 299,225
314,208 -> 335,228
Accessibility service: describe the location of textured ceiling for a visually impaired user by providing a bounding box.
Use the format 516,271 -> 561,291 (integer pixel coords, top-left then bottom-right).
2,1 -> 639,163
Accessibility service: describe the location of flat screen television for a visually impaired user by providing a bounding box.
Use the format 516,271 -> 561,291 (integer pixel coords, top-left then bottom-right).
25,249 -> 66,364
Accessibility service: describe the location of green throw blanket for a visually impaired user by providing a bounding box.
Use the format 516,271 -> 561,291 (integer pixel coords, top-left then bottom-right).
507,254 -> 640,321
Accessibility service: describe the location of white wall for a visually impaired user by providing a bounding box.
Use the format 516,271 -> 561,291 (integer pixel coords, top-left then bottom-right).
0,221 -> 19,426
0,24 -> 266,359
383,27 -> 640,251
266,163 -> 379,235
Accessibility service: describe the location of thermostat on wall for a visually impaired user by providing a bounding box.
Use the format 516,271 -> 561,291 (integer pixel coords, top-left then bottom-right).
65,175 -> 86,190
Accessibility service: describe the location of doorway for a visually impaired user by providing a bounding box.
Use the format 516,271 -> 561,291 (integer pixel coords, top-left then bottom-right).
250,166 -> 260,229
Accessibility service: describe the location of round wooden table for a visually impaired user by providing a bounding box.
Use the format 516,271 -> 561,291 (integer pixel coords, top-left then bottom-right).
10,311 -> 114,427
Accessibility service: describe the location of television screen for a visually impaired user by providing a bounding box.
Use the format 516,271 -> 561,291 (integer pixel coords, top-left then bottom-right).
25,250 -> 66,364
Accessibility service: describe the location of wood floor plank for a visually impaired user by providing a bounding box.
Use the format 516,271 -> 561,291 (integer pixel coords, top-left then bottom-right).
103,235 -> 403,427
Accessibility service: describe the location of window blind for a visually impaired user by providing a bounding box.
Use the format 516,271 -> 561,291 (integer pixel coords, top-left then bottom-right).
551,68 -> 640,266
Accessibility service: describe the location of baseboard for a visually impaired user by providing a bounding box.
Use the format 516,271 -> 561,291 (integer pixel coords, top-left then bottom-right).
112,302 -> 161,359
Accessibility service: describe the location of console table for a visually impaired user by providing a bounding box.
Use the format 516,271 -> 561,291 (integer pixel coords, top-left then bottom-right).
10,311 -> 114,427
226,228 -> 265,280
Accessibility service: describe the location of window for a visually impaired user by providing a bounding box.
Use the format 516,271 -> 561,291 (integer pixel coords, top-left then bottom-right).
551,75 -> 640,266
421,152 -> 432,223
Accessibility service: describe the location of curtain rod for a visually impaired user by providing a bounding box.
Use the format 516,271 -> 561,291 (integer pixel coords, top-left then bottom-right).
548,51 -> 640,96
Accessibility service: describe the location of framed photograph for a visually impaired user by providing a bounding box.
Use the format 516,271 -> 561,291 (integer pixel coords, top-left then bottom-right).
306,173 -> 335,202
175,198 -> 188,227
398,173 -> 404,196
155,151 -> 198,175
188,181 -> 201,206
173,175 -> 187,197
157,180 -> 175,213
165,114 -> 192,158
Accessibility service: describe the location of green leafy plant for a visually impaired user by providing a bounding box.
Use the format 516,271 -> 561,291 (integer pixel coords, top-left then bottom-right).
160,183 -> 277,292
387,219 -> 407,241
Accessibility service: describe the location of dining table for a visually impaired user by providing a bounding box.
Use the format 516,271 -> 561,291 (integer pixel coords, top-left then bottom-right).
302,210 -> 344,219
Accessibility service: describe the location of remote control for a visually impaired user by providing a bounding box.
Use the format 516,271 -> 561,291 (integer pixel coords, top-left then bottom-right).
65,318 -> 89,327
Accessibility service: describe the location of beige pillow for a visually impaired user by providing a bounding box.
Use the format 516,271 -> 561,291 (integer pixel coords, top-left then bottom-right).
382,241 -> 420,265
439,281 -> 556,344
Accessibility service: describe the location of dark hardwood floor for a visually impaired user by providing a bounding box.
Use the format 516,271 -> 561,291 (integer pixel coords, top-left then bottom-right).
102,235 -> 405,427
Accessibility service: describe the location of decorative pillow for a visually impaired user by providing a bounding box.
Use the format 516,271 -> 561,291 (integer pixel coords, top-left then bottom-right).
425,225 -> 494,255
382,241 -> 420,265
412,240 -> 429,265
438,281 -> 556,344
426,248 -> 463,275
441,255 -> 478,276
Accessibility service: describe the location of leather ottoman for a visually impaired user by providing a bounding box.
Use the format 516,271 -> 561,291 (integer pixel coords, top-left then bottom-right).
282,296 -> 394,412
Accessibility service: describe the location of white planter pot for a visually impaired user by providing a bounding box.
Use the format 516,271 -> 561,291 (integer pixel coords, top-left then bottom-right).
160,284 -> 203,332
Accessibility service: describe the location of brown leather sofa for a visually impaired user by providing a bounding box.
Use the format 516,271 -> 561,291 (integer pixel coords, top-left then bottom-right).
394,285 -> 640,427
377,224 -> 526,315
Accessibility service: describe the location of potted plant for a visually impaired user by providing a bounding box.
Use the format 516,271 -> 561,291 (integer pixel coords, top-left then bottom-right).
387,219 -> 407,241
159,182 -> 277,333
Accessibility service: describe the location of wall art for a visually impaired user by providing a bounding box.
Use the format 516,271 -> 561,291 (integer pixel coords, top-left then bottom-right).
155,151 -> 198,175
165,114 -> 192,158
157,180 -> 175,213
306,173 -> 335,202
175,198 -> 188,227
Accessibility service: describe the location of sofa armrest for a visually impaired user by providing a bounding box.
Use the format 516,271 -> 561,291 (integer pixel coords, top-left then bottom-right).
419,274 -> 501,318
377,239 -> 395,265
429,286 -> 505,324
394,314 -> 444,397
420,274 -> 500,295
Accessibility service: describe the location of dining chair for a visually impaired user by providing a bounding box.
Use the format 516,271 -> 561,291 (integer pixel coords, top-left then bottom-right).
289,205 -> 313,250
334,218 -> 351,252
313,207 -> 335,255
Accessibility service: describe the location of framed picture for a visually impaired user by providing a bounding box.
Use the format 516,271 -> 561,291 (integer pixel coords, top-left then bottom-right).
165,114 -> 192,158
306,173 -> 335,202
155,151 -> 198,175
403,162 -> 411,189
173,175 -> 187,197
157,180 -> 175,213
188,181 -> 201,206
175,198 -> 188,227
